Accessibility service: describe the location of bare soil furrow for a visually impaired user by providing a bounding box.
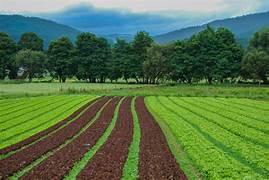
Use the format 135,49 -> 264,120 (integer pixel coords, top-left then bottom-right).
0,97 -> 110,179
77,97 -> 133,180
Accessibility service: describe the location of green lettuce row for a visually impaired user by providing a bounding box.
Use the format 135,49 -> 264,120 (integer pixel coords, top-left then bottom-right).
0,96 -> 72,128
0,95 -> 93,149
192,97 -> 269,133
147,96 -> 262,179
163,97 -> 269,177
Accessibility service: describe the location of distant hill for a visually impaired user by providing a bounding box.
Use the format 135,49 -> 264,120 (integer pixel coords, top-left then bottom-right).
154,11 -> 269,46
0,15 -> 80,48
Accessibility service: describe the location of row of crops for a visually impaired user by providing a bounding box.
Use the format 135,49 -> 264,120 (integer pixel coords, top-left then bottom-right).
0,95 -> 268,179
0,95 -> 97,149
146,96 -> 269,179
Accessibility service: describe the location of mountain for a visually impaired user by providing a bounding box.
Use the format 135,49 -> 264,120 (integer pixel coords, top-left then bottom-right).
154,11 -> 269,46
35,4 -> 191,35
0,14 -> 81,48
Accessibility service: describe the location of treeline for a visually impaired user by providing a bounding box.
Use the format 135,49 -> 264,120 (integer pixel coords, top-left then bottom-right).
0,26 -> 268,84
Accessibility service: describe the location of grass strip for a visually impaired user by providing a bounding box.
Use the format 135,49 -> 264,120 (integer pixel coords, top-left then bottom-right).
9,97 -> 112,179
145,97 -> 202,180
0,97 -> 97,160
121,97 -> 141,180
64,97 -> 124,180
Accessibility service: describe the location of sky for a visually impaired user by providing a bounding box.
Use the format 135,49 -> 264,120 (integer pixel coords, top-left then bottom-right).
0,0 -> 268,16
1,0 -> 269,35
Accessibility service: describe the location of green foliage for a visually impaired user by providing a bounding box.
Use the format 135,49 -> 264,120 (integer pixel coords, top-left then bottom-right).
15,50 -> 47,82
48,37 -> 74,82
131,31 -> 153,83
18,32 -> 43,51
0,32 -> 17,79
109,39 -> 132,82
75,33 -> 111,83
242,28 -> 269,83
143,44 -> 171,84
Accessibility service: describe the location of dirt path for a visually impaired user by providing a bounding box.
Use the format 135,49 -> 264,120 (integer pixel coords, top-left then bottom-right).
0,97 -> 110,179
77,97 -> 133,180
136,97 -> 187,180
0,97 -> 99,155
21,97 -> 121,180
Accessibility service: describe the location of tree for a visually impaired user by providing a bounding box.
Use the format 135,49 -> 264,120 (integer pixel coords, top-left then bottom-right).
241,50 -> 269,83
48,37 -> 74,83
143,44 -> 171,84
241,28 -> 269,84
215,28 -> 244,82
110,39 -> 132,82
18,32 -> 43,51
249,28 -> 269,53
131,31 -> 153,83
15,50 -> 47,82
0,32 -> 17,79
76,33 -> 110,83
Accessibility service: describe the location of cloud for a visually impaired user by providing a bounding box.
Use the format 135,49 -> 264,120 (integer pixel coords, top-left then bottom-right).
0,0 -> 268,15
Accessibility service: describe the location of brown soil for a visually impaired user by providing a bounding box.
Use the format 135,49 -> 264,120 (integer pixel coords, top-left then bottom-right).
21,97 -> 121,180
136,97 -> 187,180
0,97 -> 110,179
0,97 -> 99,155
77,97 -> 133,180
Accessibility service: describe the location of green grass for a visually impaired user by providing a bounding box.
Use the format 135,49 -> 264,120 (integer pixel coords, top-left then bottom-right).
0,82 -> 269,99
64,97 -> 124,180
122,97 -> 141,180
0,95 -> 97,149
146,96 -> 269,179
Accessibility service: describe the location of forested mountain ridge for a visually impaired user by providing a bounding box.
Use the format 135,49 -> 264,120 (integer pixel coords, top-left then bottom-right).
154,11 -> 269,46
0,15 -> 80,48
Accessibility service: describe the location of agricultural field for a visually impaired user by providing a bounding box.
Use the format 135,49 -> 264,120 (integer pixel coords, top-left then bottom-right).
0,94 -> 268,179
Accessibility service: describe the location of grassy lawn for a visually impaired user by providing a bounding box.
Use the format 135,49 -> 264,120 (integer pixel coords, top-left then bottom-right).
0,82 -> 268,99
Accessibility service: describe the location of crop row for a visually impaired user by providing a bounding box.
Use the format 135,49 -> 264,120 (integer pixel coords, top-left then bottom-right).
146,96 -> 269,179
0,95 -> 96,149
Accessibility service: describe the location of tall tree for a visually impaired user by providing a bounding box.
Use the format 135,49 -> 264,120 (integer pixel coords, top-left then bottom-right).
15,50 -> 47,82
143,44 -> 171,84
18,32 -> 43,51
241,28 -> 269,84
0,32 -> 17,79
76,33 -> 110,83
215,28 -> 244,82
131,31 -> 153,83
48,37 -> 74,83
110,39 -> 132,82
241,50 -> 269,83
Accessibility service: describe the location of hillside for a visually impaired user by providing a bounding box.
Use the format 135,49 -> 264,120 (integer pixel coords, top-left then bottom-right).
154,11 -> 269,46
0,15 -> 80,48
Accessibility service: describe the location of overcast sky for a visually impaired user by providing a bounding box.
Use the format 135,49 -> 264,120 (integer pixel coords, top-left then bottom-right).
0,0 -> 268,17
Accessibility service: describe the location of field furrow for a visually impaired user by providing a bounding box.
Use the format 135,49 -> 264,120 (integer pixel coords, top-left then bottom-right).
136,97 -> 187,179
21,97 -> 120,179
0,97 -> 110,178
76,97 -> 132,179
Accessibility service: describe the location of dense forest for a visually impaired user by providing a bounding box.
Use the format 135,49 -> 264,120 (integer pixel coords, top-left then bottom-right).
0,26 -> 268,84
